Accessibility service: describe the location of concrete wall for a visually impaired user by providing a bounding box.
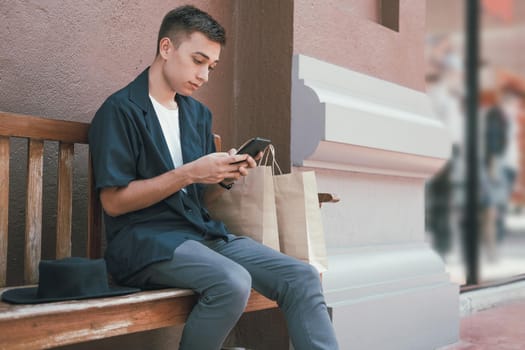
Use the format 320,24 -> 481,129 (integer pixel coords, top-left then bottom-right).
232,0 -> 293,171
293,0 -> 426,91
290,1 -> 459,348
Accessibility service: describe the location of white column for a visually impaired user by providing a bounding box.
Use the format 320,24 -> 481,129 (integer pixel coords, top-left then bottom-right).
291,55 -> 459,349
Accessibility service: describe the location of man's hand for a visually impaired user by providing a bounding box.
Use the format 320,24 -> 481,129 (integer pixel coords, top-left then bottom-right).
200,149 -> 262,206
188,151 -> 253,184
219,148 -> 261,183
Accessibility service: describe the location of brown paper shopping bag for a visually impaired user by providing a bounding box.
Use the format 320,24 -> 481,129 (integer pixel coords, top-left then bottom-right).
207,162 -> 280,251
273,160 -> 328,273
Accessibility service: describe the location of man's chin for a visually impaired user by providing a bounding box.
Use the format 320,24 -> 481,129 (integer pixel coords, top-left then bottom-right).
176,89 -> 194,97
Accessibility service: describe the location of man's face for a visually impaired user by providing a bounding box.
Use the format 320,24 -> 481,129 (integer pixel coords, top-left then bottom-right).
160,31 -> 221,96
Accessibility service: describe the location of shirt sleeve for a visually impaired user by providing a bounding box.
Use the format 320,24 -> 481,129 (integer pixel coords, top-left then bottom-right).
89,99 -> 140,190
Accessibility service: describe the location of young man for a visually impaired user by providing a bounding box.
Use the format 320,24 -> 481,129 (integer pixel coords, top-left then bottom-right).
481,85 -> 523,259
89,5 -> 338,350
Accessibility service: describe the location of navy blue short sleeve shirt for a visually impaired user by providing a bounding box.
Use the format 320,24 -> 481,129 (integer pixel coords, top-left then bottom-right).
89,68 -> 229,282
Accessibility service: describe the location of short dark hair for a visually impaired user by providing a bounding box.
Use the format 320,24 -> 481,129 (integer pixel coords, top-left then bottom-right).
156,5 -> 226,55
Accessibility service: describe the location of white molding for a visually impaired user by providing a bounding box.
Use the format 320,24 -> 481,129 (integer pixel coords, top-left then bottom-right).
290,55 -> 459,349
323,244 -> 459,350
303,141 -> 445,178
291,54 -> 452,179
323,243 -> 453,304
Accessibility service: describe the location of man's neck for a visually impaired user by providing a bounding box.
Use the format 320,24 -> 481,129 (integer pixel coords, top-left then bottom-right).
148,58 -> 178,110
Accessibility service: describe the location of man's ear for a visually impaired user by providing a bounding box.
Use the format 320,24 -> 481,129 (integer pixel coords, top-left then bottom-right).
158,37 -> 171,59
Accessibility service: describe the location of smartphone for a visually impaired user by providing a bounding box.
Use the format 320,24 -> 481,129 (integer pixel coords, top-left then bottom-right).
232,137 -> 271,163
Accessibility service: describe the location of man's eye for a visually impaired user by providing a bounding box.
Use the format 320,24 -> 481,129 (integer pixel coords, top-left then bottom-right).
193,58 -> 203,64
208,66 -> 216,72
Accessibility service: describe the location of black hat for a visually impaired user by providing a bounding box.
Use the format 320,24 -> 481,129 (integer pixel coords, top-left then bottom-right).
1,257 -> 140,304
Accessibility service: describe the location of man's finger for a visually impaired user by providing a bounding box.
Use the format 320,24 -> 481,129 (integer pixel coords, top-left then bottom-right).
253,151 -> 263,161
245,156 -> 257,168
229,154 -> 249,164
224,171 -> 241,181
238,166 -> 249,176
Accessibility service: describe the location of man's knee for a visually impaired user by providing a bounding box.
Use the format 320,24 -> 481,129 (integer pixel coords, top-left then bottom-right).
292,261 -> 320,287
226,266 -> 252,300
279,261 -> 322,300
206,264 -> 252,309
273,261 -> 322,307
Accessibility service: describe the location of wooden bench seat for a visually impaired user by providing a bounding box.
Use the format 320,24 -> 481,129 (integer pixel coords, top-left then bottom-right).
0,286 -> 275,350
0,111 -> 334,349
0,111 -> 280,349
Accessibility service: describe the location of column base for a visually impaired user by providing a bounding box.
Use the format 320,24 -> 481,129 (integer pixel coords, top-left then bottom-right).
323,244 -> 459,349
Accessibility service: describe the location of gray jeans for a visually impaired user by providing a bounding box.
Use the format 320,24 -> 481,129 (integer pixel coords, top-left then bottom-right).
124,235 -> 338,350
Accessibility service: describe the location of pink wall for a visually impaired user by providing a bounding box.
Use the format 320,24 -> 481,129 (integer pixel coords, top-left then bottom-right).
0,0 -> 234,128
293,0 -> 426,91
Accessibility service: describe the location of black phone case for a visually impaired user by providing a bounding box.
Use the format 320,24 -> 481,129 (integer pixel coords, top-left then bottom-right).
236,137 -> 271,157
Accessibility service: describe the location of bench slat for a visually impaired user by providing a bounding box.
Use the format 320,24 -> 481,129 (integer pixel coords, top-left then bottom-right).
0,294 -> 196,350
87,154 -> 103,259
25,139 -> 44,284
56,143 -> 74,258
0,112 -> 89,144
0,136 -> 9,287
214,134 -> 222,152
0,288 -> 276,350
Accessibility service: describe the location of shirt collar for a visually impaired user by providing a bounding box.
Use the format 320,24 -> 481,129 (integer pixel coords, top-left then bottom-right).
128,67 -> 151,112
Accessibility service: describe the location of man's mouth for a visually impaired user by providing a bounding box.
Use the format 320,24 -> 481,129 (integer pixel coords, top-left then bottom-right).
189,82 -> 201,90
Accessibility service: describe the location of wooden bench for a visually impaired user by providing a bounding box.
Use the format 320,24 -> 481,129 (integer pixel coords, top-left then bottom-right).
0,111 -> 337,349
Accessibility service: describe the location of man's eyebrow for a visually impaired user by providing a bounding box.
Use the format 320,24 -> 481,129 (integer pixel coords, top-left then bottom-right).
193,51 -> 219,63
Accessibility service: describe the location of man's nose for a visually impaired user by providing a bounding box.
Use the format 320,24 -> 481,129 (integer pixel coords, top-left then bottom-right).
197,66 -> 209,83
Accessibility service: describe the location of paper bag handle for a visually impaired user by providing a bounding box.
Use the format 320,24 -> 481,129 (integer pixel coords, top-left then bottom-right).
258,144 -> 283,175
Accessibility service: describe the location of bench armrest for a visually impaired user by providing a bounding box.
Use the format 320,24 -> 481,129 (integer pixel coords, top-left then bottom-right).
318,193 -> 340,207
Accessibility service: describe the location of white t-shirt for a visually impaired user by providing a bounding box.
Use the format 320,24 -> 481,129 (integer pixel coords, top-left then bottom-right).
149,95 -> 184,169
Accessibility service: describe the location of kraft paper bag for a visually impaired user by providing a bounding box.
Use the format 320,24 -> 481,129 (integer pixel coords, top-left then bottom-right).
207,165 -> 280,251
273,170 -> 328,273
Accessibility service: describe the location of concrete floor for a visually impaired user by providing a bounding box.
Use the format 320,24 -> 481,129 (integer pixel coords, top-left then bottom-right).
439,300 -> 525,350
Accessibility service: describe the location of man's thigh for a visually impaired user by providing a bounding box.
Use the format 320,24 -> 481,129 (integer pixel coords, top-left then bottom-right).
202,236 -> 318,301
124,239 -> 248,292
